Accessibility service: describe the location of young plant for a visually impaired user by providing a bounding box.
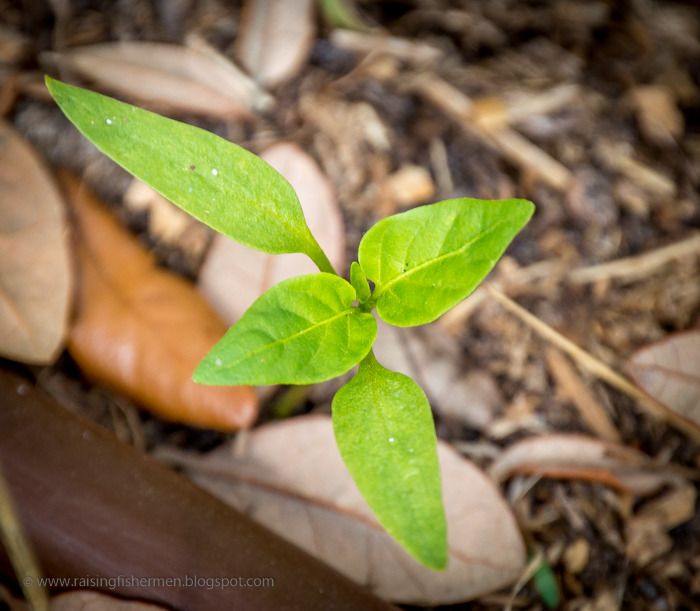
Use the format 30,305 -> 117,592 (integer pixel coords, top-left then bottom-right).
46,77 -> 534,570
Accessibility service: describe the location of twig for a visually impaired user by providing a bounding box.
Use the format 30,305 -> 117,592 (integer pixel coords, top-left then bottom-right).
545,347 -> 621,442
568,233 -> 700,284
440,234 -> 700,331
485,286 -> 700,442
412,75 -> 572,191
0,464 -> 49,611
330,30 -> 442,64
595,141 -> 675,198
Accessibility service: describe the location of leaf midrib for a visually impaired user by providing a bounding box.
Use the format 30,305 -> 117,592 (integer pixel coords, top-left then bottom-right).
217,308 -> 355,371
373,218 -> 511,299
63,84 -> 315,256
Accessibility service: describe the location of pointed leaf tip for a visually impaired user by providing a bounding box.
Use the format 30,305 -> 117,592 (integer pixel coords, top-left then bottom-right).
332,352 -> 448,569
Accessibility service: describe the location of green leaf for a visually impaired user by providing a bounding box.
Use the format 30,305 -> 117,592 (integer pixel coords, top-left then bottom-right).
533,556 -> 560,609
319,0 -> 372,31
194,273 -> 376,385
358,197 -> 534,326
45,76 -> 334,273
349,261 -> 371,303
332,351 -> 447,569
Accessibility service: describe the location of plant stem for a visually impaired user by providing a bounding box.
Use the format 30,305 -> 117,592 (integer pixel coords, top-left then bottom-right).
308,241 -> 336,275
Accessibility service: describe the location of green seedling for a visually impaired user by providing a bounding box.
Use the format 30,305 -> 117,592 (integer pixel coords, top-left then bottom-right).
46,76 -> 534,570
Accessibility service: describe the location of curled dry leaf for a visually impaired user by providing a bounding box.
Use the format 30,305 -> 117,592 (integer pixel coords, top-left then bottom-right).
60,172 -> 257,431
198,142 -> 345,323
0,121 -> 71,364
236,0 -> 315,87
52,591 -> 167,611
162,415 -> 525,605
49,42 -> 270,119
626,330 -> 700,431
489,434 -> 685,495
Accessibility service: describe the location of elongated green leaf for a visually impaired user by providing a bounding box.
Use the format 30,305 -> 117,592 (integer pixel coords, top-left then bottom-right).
194,273 -> 376,385
358,198 -> 534,326
332,351 -> 447,569
533,556 -> 560,609
45,77 -> 333,272
349,261 -> 370,303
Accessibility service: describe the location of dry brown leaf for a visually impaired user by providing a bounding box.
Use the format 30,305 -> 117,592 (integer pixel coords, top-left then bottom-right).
164,415 -> 525,605
236,0 -> 315,87
50,42 -> 271,119
0,121 -> 71,364
198,142 -> 345,323
373,320 -> 500,430
59,172 -> 257,431
489,434 -> 684,495
626,330 -> 700,429
51,591 -> 167,611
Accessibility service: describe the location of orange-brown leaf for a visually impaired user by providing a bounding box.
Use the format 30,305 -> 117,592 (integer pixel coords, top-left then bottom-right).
60,172 -> 257,431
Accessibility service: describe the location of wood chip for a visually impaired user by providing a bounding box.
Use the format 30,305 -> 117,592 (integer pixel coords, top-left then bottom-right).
630,85 -> 684,145
384,164 -> 435,208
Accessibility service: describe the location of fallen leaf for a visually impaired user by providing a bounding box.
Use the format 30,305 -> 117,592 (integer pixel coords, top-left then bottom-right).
372,320 -> 500,430
626,330 -> 700,430
49,42 -> 271,119
52,591 -> 167,611
198,142 -> 345,323
59,172 -> 257,431
161,415 -> 525,604
489,434 -> 684,495
0,121 -> 71,364
236,0 -> 315,87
